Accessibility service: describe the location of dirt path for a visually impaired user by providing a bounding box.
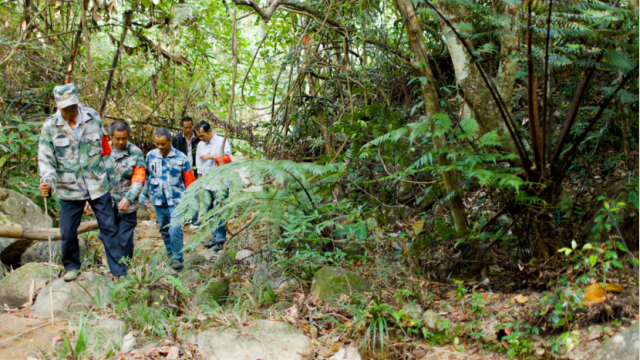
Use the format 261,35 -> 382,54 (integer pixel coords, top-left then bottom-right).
0,314 -> 65,360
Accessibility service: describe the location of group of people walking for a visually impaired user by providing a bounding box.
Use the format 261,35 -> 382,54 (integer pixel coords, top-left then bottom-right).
37,83 -> 231,280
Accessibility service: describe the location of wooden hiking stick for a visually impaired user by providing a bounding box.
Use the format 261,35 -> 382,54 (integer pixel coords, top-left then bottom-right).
43,199 -> 54,326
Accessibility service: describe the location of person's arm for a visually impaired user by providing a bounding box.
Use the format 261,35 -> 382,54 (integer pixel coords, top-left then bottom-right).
195,142 -> 204,175
140,154 -> 150,205
38,122 -> 57,195
98,121 -> 117,189
182,156 -> 196,187
125,151 -> 146,204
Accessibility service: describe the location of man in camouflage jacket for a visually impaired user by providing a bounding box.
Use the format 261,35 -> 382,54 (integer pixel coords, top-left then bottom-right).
109,121 -> 145,260
140,128 -> 195,271
38,83 -> 126,280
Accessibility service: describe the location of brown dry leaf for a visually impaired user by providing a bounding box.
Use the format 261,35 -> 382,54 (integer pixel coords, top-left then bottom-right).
512,294 -> 529,304
605,284 -> 624,293
584,284 -> 607,304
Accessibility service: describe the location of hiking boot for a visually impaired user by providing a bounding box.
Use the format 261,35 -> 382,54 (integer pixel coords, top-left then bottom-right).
203,239 -> 216,248
212,243 -> 224,252
171,262 -> 184,271
63,270 -> 80,282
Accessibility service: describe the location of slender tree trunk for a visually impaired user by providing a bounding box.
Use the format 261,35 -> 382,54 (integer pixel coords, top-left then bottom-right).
221,4 -> 238,154
79,0 -> 94,106
64,24 -> 83,84
99,11 -> 133,117
394,0 -> 468,233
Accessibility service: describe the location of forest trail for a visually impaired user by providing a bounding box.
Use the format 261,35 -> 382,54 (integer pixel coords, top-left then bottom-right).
1,213 -> 636,360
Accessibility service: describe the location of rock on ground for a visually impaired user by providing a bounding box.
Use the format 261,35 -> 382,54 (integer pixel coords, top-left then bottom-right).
192,320 -> 313,360
184,253 -> 207,268
588,323 -> 639,360
342,242 -> 366,261
90,318 -> 127,348
198,247 -> 219,262
20,238 -> 88,266
0,188 -> 53,268
0,263 -> 52,308
0,188 -> 52,228
310,266 -> 369,302
235,249 -> 256,264
195,280 -> 229,306
31,272 -> 109,319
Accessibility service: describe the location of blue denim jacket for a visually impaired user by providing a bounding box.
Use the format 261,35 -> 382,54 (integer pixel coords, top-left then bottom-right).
140,147 -> 191,207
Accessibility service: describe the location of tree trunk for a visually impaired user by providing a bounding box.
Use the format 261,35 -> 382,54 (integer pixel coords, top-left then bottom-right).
0,221 -> 98,241
441,8 -> 518,135
394,0 -> 468,233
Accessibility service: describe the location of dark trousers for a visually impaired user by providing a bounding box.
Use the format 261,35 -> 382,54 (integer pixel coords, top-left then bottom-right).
207,190 -> 227,243
59,192 -> 127,276
115,211 -> 137,260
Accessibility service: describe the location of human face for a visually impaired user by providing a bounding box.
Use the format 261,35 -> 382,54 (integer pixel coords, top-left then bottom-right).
59,104 -> 78,123
182,121 -> 193,137
154,136 -> 172,156
112,129 -> 129,150
195,128 -> 213,143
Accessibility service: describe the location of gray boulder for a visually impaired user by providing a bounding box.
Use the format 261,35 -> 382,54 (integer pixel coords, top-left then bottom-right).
253,262 -> 291,290
31,272 -> 109,319
0,189 -> 52,267
589,323 -> 639,360
310,266 -> 369,302
0,188 -> 52,228
90,318 -> 127,348
236,249 -> 256,264
0,262 -> 52,308
21,238 -> 88,265
198,248 -> 219,262
192,320 -> 313,360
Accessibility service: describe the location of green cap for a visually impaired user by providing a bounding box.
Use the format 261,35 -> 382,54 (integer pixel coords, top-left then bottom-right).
53,83 -> 80,109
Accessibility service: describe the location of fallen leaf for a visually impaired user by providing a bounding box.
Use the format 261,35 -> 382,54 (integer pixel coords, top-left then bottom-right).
605,284 -> 624,293
584,284 -> 607,304
512,294 -> 529,304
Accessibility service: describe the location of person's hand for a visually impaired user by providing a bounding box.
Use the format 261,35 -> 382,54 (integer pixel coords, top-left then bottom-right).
201,154 -> 212,161
83,202 -> 92,214
39,183 -> 51,197
145,204 -> 150,213
118,198 -> 131,212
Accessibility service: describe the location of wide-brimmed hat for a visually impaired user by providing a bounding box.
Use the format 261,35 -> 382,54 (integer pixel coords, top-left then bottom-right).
53,83 -> 80,109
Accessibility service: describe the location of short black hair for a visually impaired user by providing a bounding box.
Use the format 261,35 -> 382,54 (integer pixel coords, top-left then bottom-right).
181,116 -> 193,126
109,121 -> 131,136
154,127 -> 172,140
195,120 -> 211,132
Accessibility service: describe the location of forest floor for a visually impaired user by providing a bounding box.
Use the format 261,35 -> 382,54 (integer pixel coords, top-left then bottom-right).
1,217 -> 638,360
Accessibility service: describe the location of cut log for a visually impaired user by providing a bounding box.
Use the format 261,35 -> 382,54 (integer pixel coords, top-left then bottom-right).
0,221 -> 99,241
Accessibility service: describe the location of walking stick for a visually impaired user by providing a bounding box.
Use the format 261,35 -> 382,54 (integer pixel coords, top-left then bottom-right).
43,197 -> 55,326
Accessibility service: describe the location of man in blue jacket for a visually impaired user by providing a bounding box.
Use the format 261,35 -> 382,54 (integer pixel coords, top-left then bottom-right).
140,128 -> 196,271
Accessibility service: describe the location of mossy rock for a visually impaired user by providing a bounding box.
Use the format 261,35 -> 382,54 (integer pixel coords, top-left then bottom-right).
185,253 -> 207,268
0,263 -> 52,308
196,280 -> 229,305
310,266 -> 369,302
213,250 -> 235,271
342,242 -> 366,261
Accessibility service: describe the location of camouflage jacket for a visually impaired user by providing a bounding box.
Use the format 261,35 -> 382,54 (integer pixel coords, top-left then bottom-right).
140,147 -> 194,207
111,142 -> 145,214
38,105 -> 116,201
